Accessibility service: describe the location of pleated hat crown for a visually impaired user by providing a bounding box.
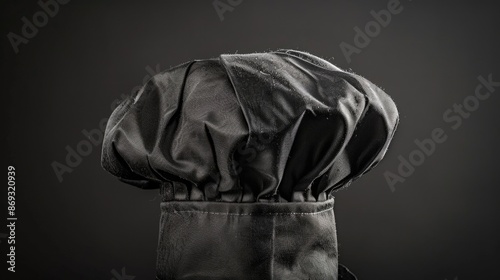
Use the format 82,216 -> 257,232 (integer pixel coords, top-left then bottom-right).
101,49 -> 399,202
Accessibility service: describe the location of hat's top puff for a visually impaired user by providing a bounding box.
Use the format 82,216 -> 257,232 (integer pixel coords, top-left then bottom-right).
101,49 -> 399,202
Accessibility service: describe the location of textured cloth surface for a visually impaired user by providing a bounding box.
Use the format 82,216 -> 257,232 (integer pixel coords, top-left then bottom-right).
101,50 -> 398,279
156,199 -> 338,280
102,49 -> 399,203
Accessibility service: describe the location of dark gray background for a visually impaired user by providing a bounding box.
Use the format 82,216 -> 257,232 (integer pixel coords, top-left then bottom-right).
2,0 -> 500,279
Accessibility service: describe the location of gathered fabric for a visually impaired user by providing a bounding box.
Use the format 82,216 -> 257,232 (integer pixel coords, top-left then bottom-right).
102,49 -> 399,279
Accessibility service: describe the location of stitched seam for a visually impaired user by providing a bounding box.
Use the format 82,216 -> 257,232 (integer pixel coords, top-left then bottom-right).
169,207 -> 333,216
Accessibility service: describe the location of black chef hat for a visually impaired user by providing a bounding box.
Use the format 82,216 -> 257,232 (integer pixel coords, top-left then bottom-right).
101,49 -> 399,202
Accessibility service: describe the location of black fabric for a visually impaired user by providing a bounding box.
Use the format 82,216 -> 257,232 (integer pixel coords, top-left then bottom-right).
101,49 -> 399,279
101,49 -> 399,202
156,199 -> 338,280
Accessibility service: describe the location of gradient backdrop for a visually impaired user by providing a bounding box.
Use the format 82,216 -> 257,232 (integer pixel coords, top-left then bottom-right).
2,0 -> 500,279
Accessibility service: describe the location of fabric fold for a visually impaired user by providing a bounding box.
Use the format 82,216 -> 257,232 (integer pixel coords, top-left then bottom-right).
102,50 -> 398,202
101,49 -> 399,279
